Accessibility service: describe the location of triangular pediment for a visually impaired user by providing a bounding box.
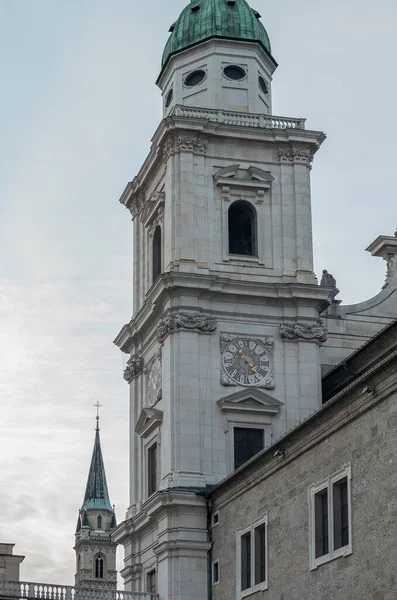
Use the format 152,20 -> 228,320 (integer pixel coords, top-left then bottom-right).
217,388 -> 283,415
135,408 -> 163,438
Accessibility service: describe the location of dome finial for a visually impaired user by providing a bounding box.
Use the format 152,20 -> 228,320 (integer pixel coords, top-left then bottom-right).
93,401 -> 102,431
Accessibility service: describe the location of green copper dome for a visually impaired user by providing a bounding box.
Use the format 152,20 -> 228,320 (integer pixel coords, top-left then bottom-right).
162,0 -> 272,69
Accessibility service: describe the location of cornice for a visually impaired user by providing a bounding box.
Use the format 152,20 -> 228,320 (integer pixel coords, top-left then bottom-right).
118,111 -> 326,219
114,273 -> 333,352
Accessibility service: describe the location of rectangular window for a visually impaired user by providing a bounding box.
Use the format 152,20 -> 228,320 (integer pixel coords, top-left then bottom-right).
237,517 -> 267,597
212,511 -> 220,527
147,443 -> 157,497
212,560 -> 219,585
234,427 -> 264,470
146,569 -> 156,594
309,465 -> 352,569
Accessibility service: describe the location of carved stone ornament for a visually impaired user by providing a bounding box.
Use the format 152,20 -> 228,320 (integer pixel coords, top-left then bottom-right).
220,334 -> 275,389
148,206 -> 164,238
280,320 -> 328,344
320,269 -> 340,300
127,191 -> 145,221
123,355 -> 144,383
162,133 -> 207,162
146,349 -> 162,407
383,253 -> 396,288
157,313 -> 217,343
278,146 -> 313,166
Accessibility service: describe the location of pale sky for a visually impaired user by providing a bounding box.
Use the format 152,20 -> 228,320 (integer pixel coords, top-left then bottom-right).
0,0 -> 396,587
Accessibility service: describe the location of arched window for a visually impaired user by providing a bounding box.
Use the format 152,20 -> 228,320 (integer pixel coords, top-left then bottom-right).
97,515 -> 102,529
228,201 -> 257,256
95,555 -> 104,579
152,226 -> 162,282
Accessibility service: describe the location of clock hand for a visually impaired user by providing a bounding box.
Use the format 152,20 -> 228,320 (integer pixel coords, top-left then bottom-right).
238,350 -> 258,373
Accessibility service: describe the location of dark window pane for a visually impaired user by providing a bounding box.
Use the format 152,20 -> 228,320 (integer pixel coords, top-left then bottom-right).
97,515 -> 102,529
147,570 -> 156,593
152,226 -> 162,282
148,443 -> 157,497
228,201 -> 256,256
213,561 -> 219,584
315,488 -> 329,558
254,524 -> 266,585
333,477 -> 349,550
234,428 -> 264,470
95,556 -> 104,579
241,531 -> 251,591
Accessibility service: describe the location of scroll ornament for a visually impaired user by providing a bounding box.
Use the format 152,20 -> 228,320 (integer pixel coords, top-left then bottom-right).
162,134 -> 207,162
280,320 -> 328,343
157,313 -> 217,343
123,356 -> 144,383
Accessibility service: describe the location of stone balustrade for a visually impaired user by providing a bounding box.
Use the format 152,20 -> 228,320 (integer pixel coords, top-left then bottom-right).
0,582 -> 158,600
172,105 -> 306,130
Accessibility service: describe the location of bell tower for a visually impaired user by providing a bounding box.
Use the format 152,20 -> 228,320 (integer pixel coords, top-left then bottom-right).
114,1 -> 333,598
74,412 -> 117,591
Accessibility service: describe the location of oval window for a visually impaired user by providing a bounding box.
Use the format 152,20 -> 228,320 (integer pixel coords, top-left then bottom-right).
184,70 -> 206,87
258,76 -> 268,95
165,88 -> 173,108
223,65 -> 246,81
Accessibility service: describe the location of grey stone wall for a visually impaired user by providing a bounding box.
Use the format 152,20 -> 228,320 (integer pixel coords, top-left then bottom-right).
211,358 -> 397,600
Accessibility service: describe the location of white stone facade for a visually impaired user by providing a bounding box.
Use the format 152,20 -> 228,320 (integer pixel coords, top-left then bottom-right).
113,33 -> 337,600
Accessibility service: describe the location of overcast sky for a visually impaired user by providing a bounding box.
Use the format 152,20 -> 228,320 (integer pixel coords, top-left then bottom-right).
0,0 -> 396,587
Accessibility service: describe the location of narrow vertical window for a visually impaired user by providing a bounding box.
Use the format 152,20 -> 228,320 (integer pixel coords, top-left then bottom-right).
147,569 -> 157,593
333,476 -> 349,550
314,488 -> 329,558
97,515 -> 102,529
240,531 -> 251,591
228,201 -> 257,256
309,466 -> 352,569
148,442 -> 158,497
212,560 -> 219,585
152,226 -> 162,282
238,518 -> 267,596
254,523 -> 266,585
234,427 -> 264,470
95,556 -> 104,579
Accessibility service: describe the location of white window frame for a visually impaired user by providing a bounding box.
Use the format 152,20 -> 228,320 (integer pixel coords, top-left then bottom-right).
308,463 -> 352,570
212,559 -> 220,586
236,515 -> 268,599
212,510 -> 220,528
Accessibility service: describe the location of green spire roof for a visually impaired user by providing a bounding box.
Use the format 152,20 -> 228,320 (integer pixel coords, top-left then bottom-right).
161,0 -> 272,69
81,424 -> 113,512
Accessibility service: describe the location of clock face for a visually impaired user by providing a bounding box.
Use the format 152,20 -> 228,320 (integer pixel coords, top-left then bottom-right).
222,338 -> 271,387
147,356 -> 162,407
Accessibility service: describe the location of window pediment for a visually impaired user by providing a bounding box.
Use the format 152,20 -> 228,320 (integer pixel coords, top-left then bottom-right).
214,164 -> 274,192
217,389 -> 283,415
141,191 -> 165,227
135,408 -> 163,438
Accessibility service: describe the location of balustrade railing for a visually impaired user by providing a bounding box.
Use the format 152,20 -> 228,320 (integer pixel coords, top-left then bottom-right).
0,582 -> 158,600
172,105 -> 306,130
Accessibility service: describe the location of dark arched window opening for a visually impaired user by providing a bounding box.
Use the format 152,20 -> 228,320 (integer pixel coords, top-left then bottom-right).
95,556 -> 104,579
228,201 -> 257,256
97,515 -> 102,529
152,226 -> 162,282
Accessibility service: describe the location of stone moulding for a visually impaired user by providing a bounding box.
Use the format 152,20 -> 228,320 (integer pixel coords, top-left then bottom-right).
157,313 -> 217,343
162,133 -> 207,162
123,355 -> 144,383
278,145 -> 314,166
280,321 -> 328,343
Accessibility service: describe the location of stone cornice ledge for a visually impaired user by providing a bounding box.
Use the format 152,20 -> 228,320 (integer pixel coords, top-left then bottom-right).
114,273 -> 333,352
118,114 -> 326,217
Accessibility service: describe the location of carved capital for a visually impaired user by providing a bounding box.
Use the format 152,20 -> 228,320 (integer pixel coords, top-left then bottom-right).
383,253 -> 396,288
162,133 -> 207,162
280,320 -> 328,344
157,313 -> 217,343
127,191 -> 145,221
123,355 -> 144,383
278,145 -> 313,166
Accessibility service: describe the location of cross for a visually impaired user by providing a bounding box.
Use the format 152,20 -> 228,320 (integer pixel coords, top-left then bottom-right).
94,402 -> 103,429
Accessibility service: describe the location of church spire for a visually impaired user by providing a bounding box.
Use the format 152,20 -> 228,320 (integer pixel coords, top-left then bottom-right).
81,409 -> 113,512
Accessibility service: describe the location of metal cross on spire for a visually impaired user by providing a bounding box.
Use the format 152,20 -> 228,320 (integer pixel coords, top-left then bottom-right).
93,402 -> 103,430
